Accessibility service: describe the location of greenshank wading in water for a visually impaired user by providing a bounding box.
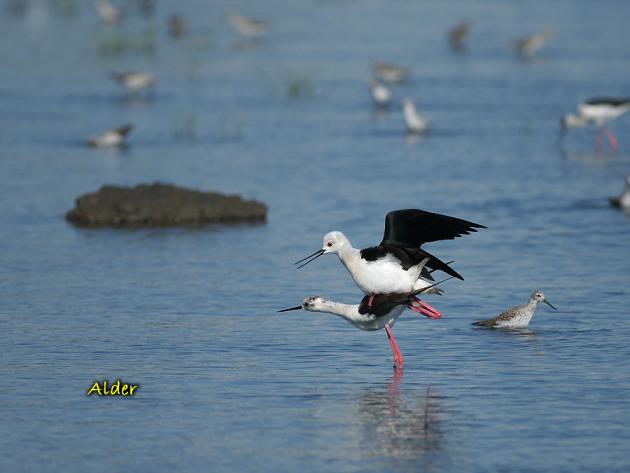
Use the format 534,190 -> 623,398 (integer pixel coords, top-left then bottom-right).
472,290 -> 557,329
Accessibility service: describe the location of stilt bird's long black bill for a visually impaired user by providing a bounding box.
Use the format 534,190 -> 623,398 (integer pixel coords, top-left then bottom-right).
294,249 -> 325,269
277,305 -> 303,312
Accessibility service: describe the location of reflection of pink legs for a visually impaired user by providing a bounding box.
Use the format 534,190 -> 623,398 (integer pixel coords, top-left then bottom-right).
595,129 -> 603,151
367,294 -> 375,308
604,128 -> 619,152
385,325 -> 404,370
409,297 -> 442,319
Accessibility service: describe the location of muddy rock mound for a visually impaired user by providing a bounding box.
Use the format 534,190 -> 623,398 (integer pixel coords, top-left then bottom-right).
66,183 -> 267,227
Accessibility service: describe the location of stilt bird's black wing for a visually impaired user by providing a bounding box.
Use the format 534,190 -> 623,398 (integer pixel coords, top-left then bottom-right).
381,209 -> 486,247
584,97 -> 630,107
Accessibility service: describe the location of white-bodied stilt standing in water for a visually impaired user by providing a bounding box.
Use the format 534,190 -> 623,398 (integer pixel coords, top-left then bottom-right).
402,98 -> 430,134
472,290 -> 557,329
372,62 -> 410,84
369,79 -> 391,108
294,209 -> 485,312
227,12 -> 269,38
512,29 -> 552,58
279,275 -> 451,370
561,98 -> 630,152
111,72 -> 156,93
609,175 -> 630,209
88,124 -> 134,148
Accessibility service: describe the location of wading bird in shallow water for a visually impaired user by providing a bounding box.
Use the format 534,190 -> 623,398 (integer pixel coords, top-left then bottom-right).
402,98 -> 430,134
87,124 -> 134,148
227,12 -> 269,38
448,21 -> 470,50
609,175 -> 630,209
472,290 -> 557,329
561,98 -> 630,152
279,274 -> 451,370
368,79 -> 391,108
512,29 -> 552,58
372,62 -> 410,84
295,209 -> 485,312
111,72 -> 156,93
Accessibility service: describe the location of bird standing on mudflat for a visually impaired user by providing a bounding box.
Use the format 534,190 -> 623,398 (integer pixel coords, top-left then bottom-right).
472,290 -> 557,329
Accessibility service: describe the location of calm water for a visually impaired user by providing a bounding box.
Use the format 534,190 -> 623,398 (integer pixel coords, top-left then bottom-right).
1,1 -> 630,472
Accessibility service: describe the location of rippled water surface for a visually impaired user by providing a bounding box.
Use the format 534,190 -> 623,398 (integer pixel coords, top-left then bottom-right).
2,1 -> 630,472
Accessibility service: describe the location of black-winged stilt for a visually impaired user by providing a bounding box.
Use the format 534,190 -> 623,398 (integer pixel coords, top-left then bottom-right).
279,275 -> 451,370
472,290 -> 557,329
561,98 -> 630,151
295,209 -> 485,310
88,124 -> 134,148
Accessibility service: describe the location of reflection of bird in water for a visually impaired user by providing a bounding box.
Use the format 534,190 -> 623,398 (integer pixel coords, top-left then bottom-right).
610,175 -> 630,209
357,373 -> 443,459
448,21 -> 470,50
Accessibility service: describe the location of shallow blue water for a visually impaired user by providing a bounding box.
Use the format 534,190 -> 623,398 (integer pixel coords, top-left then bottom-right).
1,1 -> 630,472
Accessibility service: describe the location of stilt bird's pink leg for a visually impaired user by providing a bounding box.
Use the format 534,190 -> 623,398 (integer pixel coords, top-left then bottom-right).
604,127 -> 619,152
385,325 -> 404,370
409,297 -> 442,319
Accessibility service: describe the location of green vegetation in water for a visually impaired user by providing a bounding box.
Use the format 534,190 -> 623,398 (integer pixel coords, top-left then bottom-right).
98,29 -> 156,56
286,74 -> 315,98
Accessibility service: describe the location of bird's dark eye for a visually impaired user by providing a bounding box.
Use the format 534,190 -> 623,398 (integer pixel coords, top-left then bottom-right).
327,242 -> 333,247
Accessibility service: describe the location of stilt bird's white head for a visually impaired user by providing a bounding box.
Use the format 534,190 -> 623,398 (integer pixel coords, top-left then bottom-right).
294,231 -> 351,268
322,231 -> 350,254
